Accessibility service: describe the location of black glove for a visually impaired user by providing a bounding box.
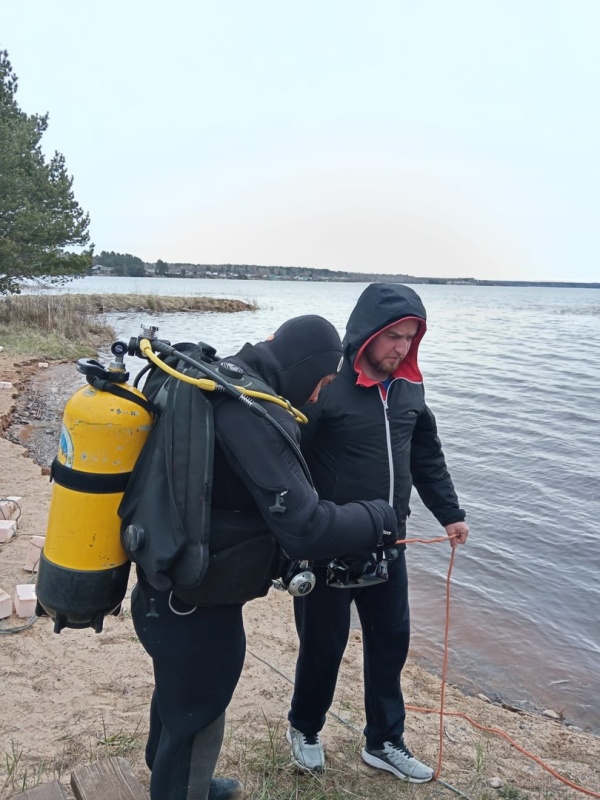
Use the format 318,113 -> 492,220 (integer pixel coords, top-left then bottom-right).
358,498 -> 398,546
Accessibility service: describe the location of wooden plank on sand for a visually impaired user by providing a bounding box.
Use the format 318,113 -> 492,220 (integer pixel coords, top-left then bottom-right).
70,757 -> 148,800
11,780 -> 66,800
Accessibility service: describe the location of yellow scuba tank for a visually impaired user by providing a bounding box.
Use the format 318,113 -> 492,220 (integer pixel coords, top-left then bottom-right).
36,341 -> 155,633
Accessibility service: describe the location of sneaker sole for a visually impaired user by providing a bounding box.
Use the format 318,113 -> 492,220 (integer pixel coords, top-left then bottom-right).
361,748 -> 433,784
286,728 -> 325,773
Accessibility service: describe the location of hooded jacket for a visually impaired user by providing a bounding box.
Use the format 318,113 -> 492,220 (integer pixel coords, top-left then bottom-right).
300,284 -> 465,547
122,314 -> 397,606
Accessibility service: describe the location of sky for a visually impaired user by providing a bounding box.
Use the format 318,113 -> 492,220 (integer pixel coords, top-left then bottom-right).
2,0 -> 599,282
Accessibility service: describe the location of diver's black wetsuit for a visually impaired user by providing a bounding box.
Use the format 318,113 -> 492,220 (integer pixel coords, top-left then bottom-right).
130,316 -> 398,800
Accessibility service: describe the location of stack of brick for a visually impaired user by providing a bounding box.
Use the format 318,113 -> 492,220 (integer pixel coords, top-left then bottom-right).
0,517 -> 17,543
0,495 -> 21,544
0,496 -> 41,620
0,495 -> 21,522
24,534 -> 45,572
14,583 -> 37,617
0,588 -> 11,619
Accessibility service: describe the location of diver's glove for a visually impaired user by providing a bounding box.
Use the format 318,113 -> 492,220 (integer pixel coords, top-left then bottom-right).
357,498 -> 398,546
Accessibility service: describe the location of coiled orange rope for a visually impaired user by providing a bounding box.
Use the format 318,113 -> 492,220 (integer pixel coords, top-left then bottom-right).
399,535 -> 600,798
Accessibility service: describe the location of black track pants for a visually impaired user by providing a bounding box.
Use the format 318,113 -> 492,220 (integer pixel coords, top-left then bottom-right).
132,578 -> 246,800
288,550 -> 410,749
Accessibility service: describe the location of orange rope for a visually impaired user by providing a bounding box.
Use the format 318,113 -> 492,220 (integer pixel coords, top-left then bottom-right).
398,534 -> 451,545
401,535 -> 600,798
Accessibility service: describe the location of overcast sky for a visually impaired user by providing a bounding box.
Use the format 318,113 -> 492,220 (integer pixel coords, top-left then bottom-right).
3,1 -> 599,281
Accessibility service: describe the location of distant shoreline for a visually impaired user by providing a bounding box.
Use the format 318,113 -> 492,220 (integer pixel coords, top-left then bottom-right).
89,272 -> 600,289
88,250 -> 600,289
90,252 -> 600,288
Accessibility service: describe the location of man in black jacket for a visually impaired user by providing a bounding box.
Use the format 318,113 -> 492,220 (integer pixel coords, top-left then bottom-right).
286,285 -> 469,783
128,314 -> 398,800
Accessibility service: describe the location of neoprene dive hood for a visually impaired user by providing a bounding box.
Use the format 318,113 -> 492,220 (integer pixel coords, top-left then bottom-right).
236,315 -> 344,407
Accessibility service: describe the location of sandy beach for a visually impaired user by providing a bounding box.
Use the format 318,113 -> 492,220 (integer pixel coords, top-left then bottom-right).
1,353 -> 599,800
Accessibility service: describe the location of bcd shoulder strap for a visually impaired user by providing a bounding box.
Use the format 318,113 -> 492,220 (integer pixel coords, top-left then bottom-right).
118,358 -> 214,592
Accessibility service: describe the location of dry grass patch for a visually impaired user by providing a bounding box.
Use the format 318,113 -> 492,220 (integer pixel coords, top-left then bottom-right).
0,294 -> 115,359
0,293 -> 256,359
64,293 -> 257,313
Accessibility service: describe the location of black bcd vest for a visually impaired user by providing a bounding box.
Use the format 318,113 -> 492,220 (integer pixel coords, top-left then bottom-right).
119,343 -> 282,606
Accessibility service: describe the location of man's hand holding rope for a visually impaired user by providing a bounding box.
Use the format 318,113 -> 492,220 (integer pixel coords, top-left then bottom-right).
444,521 -> 469,548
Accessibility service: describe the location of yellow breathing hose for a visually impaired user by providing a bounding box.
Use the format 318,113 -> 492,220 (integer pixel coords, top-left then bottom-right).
139,338 -> 308,424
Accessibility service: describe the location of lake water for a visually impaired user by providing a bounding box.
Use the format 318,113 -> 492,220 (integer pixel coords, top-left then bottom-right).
56,275 -> 600,732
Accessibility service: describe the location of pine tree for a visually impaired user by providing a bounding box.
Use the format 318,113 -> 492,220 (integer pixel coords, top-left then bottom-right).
0,50 -> 92,294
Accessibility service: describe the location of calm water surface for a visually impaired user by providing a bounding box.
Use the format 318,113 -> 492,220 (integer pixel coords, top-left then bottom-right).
60,276 -> 600,732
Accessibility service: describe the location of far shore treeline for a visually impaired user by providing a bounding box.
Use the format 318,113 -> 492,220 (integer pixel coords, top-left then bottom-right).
93,251 -> 600,289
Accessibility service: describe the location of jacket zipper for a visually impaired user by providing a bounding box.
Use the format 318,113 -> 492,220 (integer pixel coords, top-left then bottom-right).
378,382 -> 395,506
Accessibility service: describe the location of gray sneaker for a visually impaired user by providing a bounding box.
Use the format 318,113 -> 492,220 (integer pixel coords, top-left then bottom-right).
361,738 -> 433,783
286,725 -> 325,772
